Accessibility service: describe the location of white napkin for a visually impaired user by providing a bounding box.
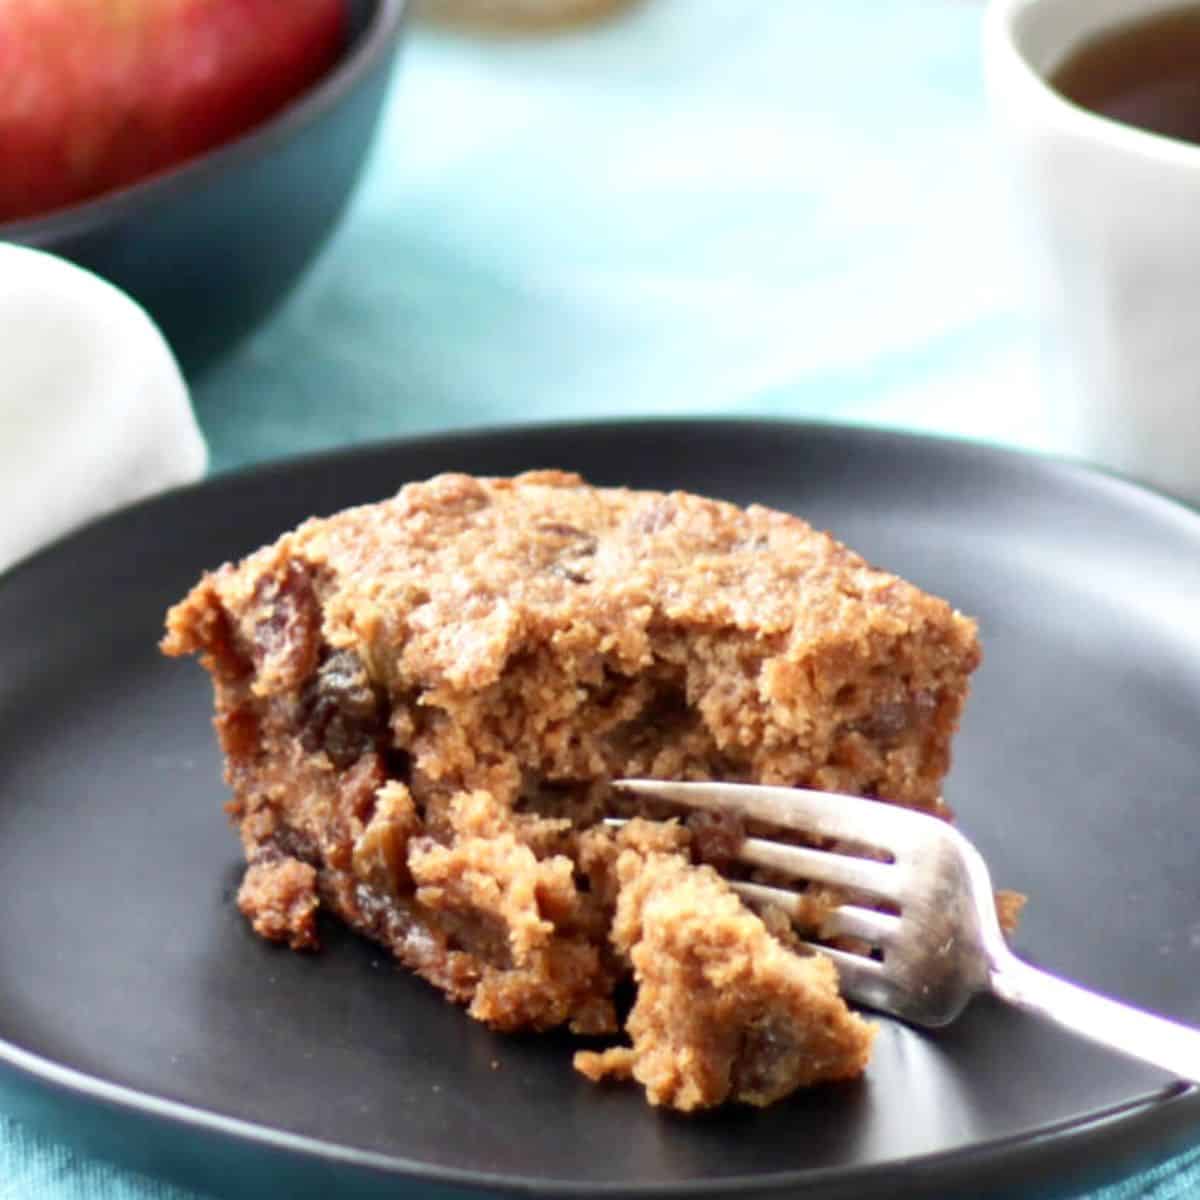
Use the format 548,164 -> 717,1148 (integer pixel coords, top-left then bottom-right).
0,243 -> 207,573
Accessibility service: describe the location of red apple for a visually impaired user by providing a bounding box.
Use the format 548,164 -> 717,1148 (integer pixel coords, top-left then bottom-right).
0,0 -> 346,224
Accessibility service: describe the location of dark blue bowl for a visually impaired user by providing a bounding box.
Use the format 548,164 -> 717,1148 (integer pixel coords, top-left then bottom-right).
0,0 -> 407,377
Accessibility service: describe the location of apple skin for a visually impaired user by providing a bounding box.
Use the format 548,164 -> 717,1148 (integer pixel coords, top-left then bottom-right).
0,0 -> 346,224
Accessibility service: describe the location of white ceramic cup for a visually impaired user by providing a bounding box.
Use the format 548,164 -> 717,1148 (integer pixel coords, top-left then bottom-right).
984,0 -> 1200,504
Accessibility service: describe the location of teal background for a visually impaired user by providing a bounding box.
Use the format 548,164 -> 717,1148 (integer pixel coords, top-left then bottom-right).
3,3 -> 1198,1196
195,1 -> 1052,475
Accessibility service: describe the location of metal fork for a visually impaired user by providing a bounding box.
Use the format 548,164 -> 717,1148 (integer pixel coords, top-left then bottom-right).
614,779 -> 1200,1084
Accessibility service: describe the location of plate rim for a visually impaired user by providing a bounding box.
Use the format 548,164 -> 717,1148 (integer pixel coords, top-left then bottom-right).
6,414 -> 1200,584
1,1032 -> 1198,1198
2,416 -> 1199,1199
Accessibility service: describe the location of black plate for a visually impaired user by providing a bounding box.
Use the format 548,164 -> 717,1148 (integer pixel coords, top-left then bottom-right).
1,420 -> 1198,1200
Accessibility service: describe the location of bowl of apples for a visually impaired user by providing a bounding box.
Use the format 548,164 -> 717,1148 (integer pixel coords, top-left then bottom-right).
0,0 -> 407,377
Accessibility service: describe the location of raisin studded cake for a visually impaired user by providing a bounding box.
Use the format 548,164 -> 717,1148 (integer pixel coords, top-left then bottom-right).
162,471 -> 981,1110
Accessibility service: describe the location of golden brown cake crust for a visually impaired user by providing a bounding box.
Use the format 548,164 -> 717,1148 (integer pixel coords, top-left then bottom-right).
163,471 -> 980,1110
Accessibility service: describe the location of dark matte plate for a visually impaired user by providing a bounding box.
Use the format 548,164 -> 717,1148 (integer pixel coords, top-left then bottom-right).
0,420 -> 1198,1200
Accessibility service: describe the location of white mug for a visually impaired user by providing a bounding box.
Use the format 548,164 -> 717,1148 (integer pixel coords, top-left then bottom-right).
984,0 -> 1200,504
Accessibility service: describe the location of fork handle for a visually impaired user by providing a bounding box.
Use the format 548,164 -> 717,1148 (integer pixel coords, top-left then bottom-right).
989,947 -> 1200,1085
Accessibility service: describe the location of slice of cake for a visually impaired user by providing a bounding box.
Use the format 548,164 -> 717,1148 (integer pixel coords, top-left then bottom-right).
162,470 -> 980,1110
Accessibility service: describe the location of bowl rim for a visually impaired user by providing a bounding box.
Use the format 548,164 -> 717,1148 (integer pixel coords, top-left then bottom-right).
0,0 -> 408,245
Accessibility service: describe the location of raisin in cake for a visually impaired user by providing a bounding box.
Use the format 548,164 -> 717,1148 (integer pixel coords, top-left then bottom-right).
162,470 -> 980,1110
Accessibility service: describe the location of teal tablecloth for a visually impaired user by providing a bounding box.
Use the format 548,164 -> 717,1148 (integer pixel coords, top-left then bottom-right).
3,3 -> 1198,1197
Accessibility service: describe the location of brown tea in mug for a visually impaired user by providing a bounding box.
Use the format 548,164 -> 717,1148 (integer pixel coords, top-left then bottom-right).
1050,6 -> 1200,145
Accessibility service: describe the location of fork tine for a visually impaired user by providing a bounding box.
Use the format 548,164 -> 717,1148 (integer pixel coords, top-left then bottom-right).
607,812 -> 900,900
731,879 -> 807,917
732,881 -> 901,949
799,941 -> 887,1001
611,787 -> 902,939
821,904 -> 902,947
613,779 -> 922,854
738,837 -> 898,900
